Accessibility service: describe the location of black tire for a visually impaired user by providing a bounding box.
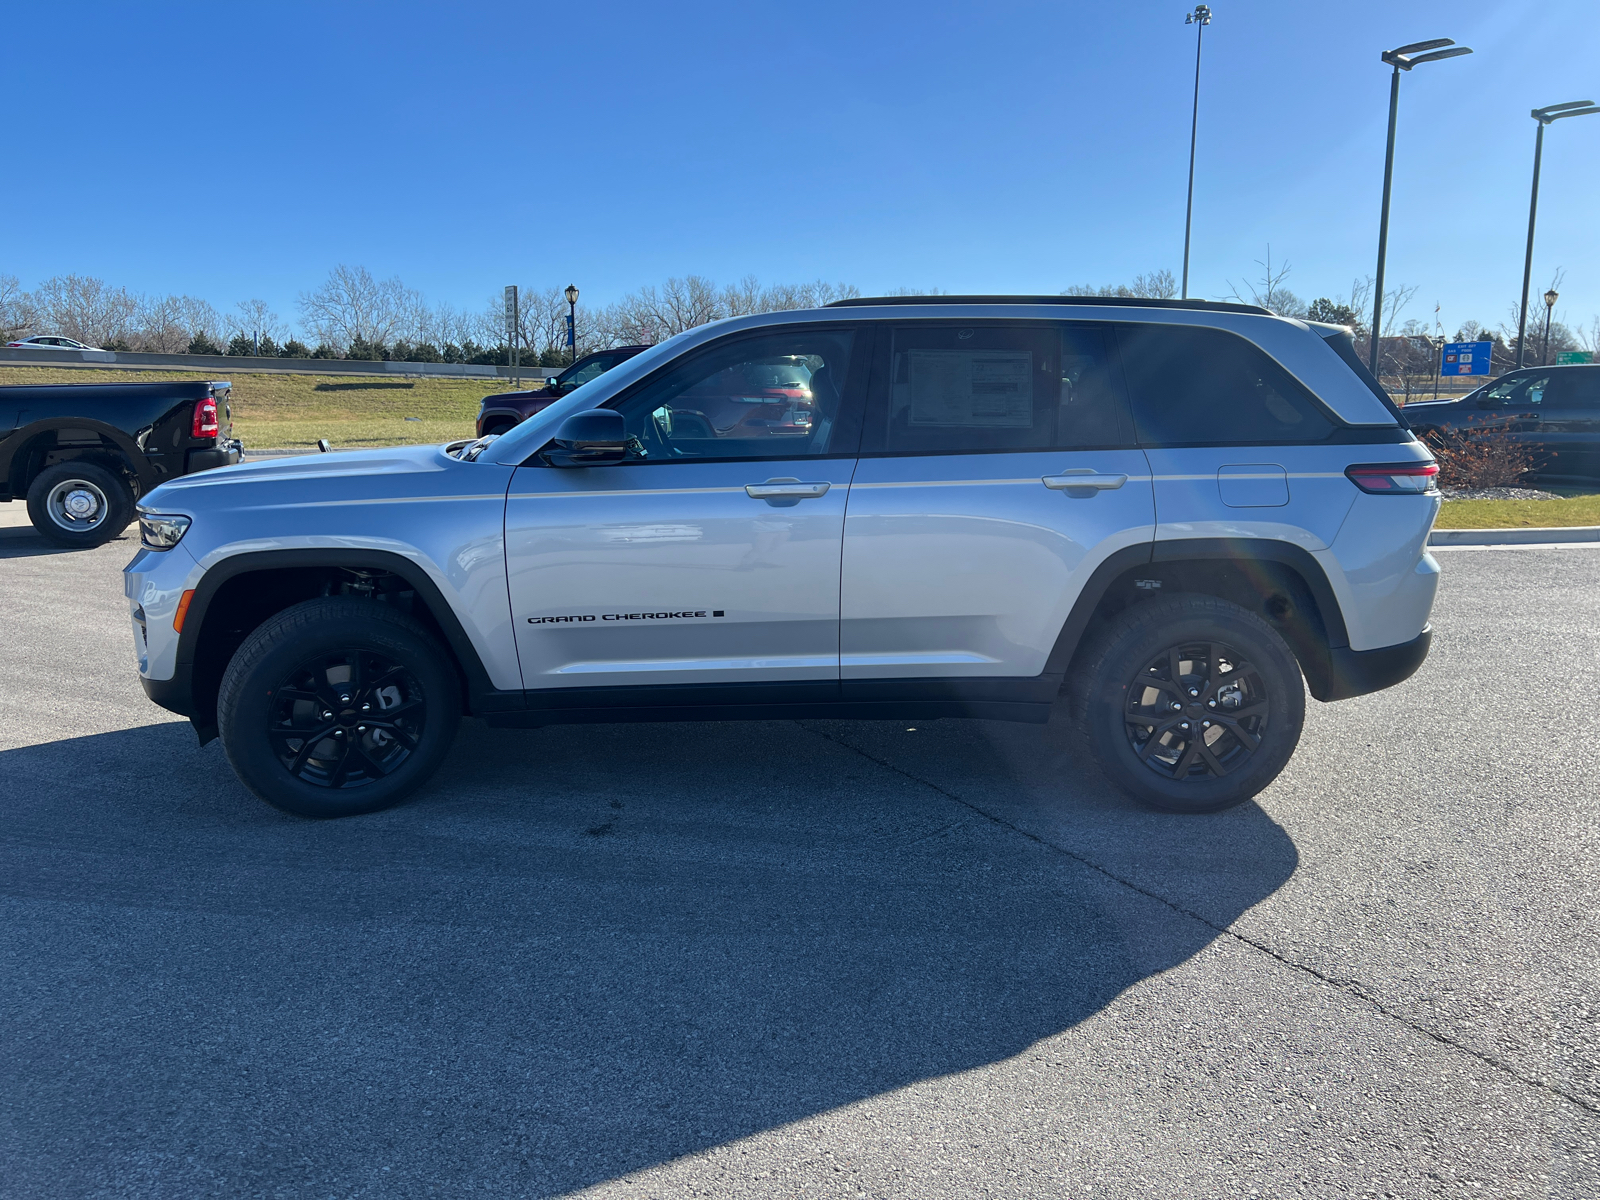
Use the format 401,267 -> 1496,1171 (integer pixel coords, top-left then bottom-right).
216,598 -> 462,818
1072,594 -> 1305,814
26,461 -> 135,548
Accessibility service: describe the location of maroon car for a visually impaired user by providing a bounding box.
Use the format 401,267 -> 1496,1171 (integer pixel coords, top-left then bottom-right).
476,346 -> 649,437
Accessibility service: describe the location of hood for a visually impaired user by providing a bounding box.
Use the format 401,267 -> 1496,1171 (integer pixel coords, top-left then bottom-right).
139,444 -> 461,513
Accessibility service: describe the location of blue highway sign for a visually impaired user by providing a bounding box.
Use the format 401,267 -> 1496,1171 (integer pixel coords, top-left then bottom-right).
1441,341 -> 1492,376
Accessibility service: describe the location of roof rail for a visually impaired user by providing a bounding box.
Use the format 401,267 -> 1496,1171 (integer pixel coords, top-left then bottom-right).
825,295 -> 1274,316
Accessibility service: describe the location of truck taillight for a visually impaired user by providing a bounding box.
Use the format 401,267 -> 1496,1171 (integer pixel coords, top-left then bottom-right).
192,396 -> 219,438
1345,462 -> 1439,494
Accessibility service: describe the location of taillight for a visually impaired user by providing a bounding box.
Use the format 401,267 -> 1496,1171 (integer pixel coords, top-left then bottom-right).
192,396 -> 219,438
1345,462 -> 1439,494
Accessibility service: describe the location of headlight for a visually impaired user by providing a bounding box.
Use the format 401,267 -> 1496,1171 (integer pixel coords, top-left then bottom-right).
138,512 -> 192,550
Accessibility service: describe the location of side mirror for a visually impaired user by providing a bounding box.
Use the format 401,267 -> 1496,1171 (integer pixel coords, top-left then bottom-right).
543,409 -> 627,467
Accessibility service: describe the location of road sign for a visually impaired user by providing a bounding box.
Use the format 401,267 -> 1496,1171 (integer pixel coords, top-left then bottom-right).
1557,350 -> 1594,365
1440,340 -> 1492,376
503,285 -> 520,386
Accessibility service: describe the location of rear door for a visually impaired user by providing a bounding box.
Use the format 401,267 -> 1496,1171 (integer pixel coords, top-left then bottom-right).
840,320 -> 1153,682
1531,369 -> 1600,479
504,324 -> 867,691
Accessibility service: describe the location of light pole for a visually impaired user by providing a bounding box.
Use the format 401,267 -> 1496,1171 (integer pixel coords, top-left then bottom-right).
564,284 -> 579,366
1542,288 -> 1559,366
1179,4 -> 1211,301
1515,102 -> 1599,367
1368,38 -> 1473,377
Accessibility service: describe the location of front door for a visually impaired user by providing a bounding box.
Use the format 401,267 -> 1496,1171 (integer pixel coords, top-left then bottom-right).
840,320 -> 1155,681
504,325 -> 866,691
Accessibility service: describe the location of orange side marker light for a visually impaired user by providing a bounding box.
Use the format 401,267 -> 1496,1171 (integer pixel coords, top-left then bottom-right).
173,590 -> 196,633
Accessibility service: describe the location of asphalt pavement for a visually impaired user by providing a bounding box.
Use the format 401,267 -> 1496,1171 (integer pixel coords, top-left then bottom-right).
0,531 -> 1595,1198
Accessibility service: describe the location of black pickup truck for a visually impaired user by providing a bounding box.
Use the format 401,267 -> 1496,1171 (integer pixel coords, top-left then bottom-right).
1,380 -> 242,547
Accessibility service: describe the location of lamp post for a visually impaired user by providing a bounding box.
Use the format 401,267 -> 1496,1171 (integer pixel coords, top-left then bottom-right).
564,284 -> 580,365
1542,288 -> 1559,366
1368,38 -> 1473,377
1515,102 -> 1600,368
1179,4 -> 1211,301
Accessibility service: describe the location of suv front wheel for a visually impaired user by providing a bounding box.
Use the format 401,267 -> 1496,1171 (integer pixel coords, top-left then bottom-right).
1074,594 -> 1305,814
216,598 -> 462,817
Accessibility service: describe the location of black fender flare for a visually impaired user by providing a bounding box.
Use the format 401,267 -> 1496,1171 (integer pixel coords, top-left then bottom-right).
1042,537 -> 1352,698
174,548 -> 520,723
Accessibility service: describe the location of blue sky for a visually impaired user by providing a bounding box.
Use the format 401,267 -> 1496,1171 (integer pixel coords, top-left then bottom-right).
4,0 -> 1599,340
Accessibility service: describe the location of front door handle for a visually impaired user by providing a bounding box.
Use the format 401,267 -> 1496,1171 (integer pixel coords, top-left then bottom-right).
745,479 -> 831,500
1042,470 -> 1127,492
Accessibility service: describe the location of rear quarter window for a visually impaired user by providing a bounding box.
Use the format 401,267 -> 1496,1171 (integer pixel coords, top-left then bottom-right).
1116,323 -> 1337,446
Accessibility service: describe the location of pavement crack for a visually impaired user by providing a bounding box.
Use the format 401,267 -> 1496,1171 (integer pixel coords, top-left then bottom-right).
797,721 -> 1600,1119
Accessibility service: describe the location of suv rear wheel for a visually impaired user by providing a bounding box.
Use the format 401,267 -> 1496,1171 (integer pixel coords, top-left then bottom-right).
216,598 -> 462,818
1073,594 -> 1305,813
27,461 -> 135,548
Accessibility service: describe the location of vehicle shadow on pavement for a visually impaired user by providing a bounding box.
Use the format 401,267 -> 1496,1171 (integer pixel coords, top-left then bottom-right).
0,713 -> 1298,1196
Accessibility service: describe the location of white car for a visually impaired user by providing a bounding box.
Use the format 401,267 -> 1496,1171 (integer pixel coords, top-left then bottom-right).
126,296 -> 1441,819
7,335 -> 102,351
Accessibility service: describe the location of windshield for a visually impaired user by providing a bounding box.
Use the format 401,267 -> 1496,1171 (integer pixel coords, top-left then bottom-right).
482,329 -> 701,464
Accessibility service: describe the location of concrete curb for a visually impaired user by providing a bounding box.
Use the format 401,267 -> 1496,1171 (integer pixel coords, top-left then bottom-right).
1430,525 -> 1600,546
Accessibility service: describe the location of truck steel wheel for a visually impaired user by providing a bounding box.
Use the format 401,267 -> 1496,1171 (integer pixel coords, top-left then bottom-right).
216,598 -> 461,818
1074,595 -> 1305,813
27,461 -> 135,548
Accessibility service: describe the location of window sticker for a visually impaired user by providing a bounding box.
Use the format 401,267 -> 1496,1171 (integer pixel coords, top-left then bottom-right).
907,350 -> 1034,427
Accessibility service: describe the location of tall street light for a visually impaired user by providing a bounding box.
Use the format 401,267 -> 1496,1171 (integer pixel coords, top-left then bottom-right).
1542,288 -> 1559,366
1515,102 -> 1600,367
564,284 -> 580,365
1368,38 -> 1473,376
1179,4 -> 1212,301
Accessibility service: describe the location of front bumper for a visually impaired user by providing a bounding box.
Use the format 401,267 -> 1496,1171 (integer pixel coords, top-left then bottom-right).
1319,625 -> 1432,702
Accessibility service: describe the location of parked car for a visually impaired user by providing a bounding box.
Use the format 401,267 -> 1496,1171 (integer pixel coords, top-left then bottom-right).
475,345 -> 650,437
127,297 -> 1438,820
1,380 -> 241,547
7,335 -> 102,351
1404,364 -> 1600,480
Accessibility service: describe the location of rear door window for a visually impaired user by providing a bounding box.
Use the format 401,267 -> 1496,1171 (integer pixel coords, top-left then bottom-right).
863,322 -> 1133,453
1116,323 -> 1336,445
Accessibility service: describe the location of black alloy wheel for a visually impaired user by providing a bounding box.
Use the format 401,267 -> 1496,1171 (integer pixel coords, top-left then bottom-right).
1123,641 -> 1269,781
217,597 -> 461,817
268,649 -> 426,789
1073,594 -> 1304,814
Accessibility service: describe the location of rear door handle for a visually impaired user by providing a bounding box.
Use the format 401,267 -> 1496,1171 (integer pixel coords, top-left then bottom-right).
745,480 -> 830,499
1042,470 -> 1127,491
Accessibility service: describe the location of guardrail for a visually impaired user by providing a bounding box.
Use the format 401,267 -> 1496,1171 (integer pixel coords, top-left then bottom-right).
0,346 -> 558,381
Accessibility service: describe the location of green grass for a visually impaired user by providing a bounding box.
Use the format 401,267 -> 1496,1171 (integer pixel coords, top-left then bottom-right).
0,364 -> 493,448
1437,493 -> 1600,529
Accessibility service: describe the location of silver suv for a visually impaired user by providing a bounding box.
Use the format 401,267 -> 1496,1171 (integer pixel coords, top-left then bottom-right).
125,298 -> 1441,818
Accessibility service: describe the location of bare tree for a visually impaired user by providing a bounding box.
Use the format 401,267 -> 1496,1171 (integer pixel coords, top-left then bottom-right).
1223,247 -> 1307,318
1062,269 -> 1177,300
297,265 -> 412,351
1346,275 -> 1417,337
0,274 -> 34,342
227,298 -> 288,344
29,275 -> 140,345
135,295 -> 196,352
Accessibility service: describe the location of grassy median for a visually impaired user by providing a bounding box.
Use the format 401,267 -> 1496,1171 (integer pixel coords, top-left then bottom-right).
0,364 -> 493,448
1437,492 -> 1600,529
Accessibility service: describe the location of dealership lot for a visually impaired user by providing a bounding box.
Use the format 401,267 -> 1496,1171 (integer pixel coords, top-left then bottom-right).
1,534 -> 1596,1197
